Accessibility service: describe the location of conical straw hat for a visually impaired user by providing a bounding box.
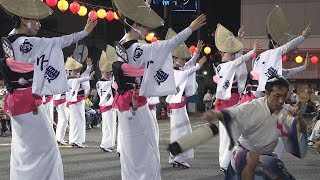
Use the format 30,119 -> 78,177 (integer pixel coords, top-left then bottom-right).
112,0 -> 164,29
266,6 -> 293,46
0,0 -> 53,19
215,23 -> 242,53
165,28 -> 192,59
100,45 -> 117,72
65,57 -> 83,71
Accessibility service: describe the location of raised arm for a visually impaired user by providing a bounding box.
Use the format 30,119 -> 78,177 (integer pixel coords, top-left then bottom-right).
278,24 -> 311,55
282,54 -> 309,78
167,14 -> 206,51
184,56 -> 207,77
52,17 -> 97,49
184,40 -> 203,67
81,58 -> 93,77
233,40 -> 261,67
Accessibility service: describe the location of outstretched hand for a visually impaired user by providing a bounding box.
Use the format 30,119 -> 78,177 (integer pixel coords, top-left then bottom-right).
86,57 -> 92,66
198,56 -> 207,67
196,40 -> 204,54
302,23 -> 311,38
238,26 -> 245,39
252,40 -> 262,53
189,14 -> 207,32
84,17 -> 98,34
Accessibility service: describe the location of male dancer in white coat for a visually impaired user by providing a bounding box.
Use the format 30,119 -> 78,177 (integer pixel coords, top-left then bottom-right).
65,57 -> 95,148
111,0 -> 206,179
97,45 -> 117,152
213,24 -> 260,172
0,0 -> 97,179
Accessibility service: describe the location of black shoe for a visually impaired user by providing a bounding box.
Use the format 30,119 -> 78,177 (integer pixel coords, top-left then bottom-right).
71,143 -> 84,148
101,147 -> 112,152
57,141 -> 68,146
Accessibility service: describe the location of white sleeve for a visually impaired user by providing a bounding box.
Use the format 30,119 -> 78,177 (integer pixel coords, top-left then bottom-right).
81,65 -> 92,77
277,36 -> 305,55
233,50 -> 254,67
184,52 -> 200,68
51,30 -> 89,49
167,28 -> 193,51
184,64 -> 200,77
282,65 -> 306,78
77,77 -> 91,84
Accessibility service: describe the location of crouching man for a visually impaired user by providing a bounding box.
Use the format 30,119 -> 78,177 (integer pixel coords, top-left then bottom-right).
203,75 -> 307,180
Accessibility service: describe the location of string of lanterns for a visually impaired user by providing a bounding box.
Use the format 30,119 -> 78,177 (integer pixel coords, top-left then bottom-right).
282,55 -> 319,64
45,0 -> 119,21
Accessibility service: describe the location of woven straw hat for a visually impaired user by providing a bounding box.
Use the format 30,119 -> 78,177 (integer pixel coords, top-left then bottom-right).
65,57 -> 83,71
165,28 -> 192,59
215,23 -> 242,53
112,0 -> 164,29
298,91 -> 309,103
0,0 -> 53,19
99,45 -> 117,72
266,6 -> 293,46
310,93 -> 320,103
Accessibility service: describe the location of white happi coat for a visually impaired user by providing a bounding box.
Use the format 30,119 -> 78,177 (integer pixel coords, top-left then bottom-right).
66,77 -> 90,145
215,50 -> 253,100
8,31 -> 88,180
116,27 -> 193,180
166,65 -> 200,163
54,94 -> 69,143
253,36 -> 305,92
133,28 -> 193,97
96,80 -> 116,149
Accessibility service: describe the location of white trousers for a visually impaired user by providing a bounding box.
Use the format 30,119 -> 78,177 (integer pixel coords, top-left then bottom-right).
219,121 -> 232,169
169,106 -> 194,163
68,100 -> 86,144
55,102 -> 69,142
117,105 -> 161,180
100,109 -> 117,149
10,105 -> 64,180
43,98 -> 54,125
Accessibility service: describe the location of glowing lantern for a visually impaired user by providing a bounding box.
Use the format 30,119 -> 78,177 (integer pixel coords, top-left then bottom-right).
114,12 -> 119,20
70,1 -> 80,14
78,6 -> 87,16
282,55 -> 287,62
46,0 -> 57,7
88,10 -> 98,21
97,9 -> 107,19
204,46 -> 211,54
146,34 -> 153,41
57,0 -> 69,12
310,56 -> 318,64
189,45 -> 196,53
151,37 -> 158,42
295,56 -> 303,63
106,10 -> 114,21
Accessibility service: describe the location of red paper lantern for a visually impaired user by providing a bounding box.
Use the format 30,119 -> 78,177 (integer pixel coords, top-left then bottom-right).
189,45 -> 196,53
69,1 -> 80,14
282,55 -> 287,62
151,37 -> 158,42
88,10 -> 98,21
106,10 -> 114,21
311,56 -> 318,64
46,0 -> 58,7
